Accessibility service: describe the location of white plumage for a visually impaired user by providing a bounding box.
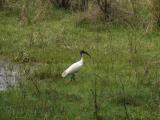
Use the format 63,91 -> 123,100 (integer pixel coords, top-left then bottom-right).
62,50 -> 90,79
62,58 -> 83,77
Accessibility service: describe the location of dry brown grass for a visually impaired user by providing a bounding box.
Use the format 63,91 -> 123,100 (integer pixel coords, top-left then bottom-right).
74,0 -> 136,25
33,0 -> 52,23
19,4 -> 29,26
146,0 -> 160,32
74,3 -> 103,25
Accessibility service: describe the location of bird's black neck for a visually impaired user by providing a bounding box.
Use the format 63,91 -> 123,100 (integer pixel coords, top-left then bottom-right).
80,52 -> 83,58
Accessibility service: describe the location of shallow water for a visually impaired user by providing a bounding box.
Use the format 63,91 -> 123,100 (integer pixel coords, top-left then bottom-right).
0,61 -> 19,91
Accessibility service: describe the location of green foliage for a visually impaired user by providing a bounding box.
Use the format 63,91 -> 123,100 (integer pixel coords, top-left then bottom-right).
0,6 -> 160,120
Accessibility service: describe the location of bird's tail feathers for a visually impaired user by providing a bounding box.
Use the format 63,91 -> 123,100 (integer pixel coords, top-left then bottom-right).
62,71 -> 67,77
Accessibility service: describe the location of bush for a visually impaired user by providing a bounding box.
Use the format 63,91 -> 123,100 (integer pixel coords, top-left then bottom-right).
71,0 -> 88,11
150,0 -> 160,30
95,0 -> 138,25
0,0 -> 22,13
74,3 -> 102,25
50,0 -> 71,9
96,0 -> 112,21
0,0 -> 5,9
50,0 -> 89,11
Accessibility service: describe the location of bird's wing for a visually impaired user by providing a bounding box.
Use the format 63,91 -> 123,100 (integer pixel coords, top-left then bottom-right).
62,61 -> 82,77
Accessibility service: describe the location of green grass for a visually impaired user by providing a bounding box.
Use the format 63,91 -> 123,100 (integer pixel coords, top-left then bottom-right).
0,8 -> 160,120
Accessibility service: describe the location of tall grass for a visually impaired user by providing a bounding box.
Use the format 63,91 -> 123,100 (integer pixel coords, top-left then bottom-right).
0,4 -> 160,120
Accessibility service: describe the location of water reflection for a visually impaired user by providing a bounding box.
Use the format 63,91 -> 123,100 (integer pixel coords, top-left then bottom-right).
0,61 -> 18,91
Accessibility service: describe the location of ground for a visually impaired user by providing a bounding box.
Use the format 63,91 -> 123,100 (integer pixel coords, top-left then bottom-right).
0,8 -> 160,120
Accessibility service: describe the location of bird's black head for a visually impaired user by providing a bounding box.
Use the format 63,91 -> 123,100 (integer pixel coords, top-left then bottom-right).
80,50 -> 91,57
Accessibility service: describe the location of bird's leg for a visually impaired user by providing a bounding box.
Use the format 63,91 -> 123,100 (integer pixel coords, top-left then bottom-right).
71,74 -> 75,81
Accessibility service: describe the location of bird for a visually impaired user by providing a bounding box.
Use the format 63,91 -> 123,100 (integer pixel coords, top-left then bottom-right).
62,50 -> 90,81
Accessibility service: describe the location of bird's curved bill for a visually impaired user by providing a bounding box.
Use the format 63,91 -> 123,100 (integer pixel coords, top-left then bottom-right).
84,51 -> 91,57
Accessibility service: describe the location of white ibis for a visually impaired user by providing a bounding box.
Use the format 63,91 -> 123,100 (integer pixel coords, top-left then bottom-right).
62,50 -> 90,80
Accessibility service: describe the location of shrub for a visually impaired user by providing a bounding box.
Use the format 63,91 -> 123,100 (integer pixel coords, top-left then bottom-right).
95,0 -> 136,24
50,0 -> 71,9
0,0 -> 5,9
147,0 -> 160,31
96,0 -> 112,21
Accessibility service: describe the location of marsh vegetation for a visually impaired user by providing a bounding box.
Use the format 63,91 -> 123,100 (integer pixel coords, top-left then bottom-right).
0,0 -> 160,120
